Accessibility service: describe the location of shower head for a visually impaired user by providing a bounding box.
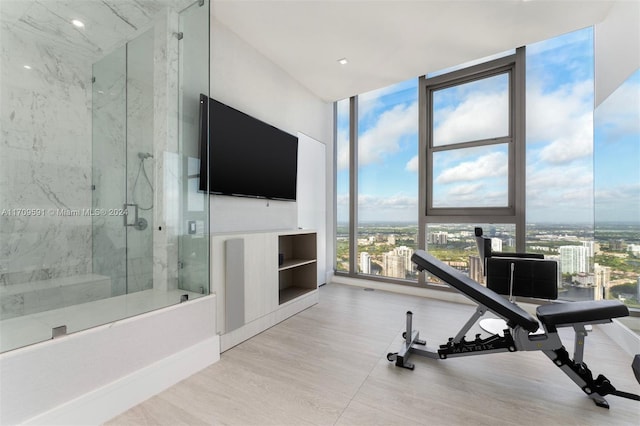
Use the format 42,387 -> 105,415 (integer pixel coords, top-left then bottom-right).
138,152 -> 153,160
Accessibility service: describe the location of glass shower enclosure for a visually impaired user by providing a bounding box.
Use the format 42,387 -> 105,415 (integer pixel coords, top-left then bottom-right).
0,0 -> 210,353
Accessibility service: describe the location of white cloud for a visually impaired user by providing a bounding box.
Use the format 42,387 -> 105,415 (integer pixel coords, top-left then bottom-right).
435,151 -> 507,184
357,193 -> 418,222
594,183 -> 640,222
336,127 -> 349,170
527,80 -> 594,164
433,183 -> 507,208
434,90 -> 508,146
358,101 -> 417,167
538,111 -> 593,164
449,183 -> 483,196
596,78 -> 640,141
526,162 -> 594,223
405,155 -> 418,172
357,79 -> 417,123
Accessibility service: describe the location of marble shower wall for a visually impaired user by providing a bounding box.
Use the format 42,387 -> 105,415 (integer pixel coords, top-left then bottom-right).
0,1 -> 191,321
0,16 -> 94,289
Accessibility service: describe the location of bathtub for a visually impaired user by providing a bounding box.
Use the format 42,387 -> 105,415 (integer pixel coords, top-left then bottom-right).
0,291 -> 219,425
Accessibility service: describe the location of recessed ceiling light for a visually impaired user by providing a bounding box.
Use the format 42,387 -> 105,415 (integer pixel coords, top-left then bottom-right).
23,65 -> 32,70
72,19 -> 85,28
337,58 -> 348,65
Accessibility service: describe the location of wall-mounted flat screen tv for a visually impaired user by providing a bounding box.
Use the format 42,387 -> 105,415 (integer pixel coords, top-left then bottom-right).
198,94 -> 298,201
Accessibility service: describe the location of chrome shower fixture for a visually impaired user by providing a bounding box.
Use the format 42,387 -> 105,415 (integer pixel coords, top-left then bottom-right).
138,152 -> 153,160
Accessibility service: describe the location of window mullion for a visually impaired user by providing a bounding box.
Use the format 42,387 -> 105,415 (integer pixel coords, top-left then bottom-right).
348,96 -> 358,276
431,136 -> 512,153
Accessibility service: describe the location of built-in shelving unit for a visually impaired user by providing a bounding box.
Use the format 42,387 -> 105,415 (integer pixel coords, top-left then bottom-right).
278,233 -> 317,305
211,229 -> 319,351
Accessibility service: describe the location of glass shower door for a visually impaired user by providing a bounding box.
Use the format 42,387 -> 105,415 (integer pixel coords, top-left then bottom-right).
92,46 -> 127,297
125,29 -> 155,295
1,0 -> 210,354
177,1 -> 210,295
92,28 -> 155,297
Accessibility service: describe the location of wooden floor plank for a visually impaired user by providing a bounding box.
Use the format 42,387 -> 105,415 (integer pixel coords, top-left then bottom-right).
107,284 -> 640,426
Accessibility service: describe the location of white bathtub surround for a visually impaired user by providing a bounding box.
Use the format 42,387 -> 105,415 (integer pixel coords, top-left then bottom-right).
0,286 -> 203,353
0,293 -> 218,425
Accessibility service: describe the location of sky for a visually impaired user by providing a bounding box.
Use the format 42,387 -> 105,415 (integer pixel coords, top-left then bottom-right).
336,26 -> 640,225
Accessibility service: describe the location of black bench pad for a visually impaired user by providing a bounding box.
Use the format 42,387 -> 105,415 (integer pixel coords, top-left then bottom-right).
411,250 -> 540,333
536,300 -> 628,329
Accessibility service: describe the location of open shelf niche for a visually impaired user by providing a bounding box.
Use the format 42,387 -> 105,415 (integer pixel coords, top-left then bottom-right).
278,232 -> 317,305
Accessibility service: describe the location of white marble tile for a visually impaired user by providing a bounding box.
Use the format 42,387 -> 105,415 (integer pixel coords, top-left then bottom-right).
0,273 -> 111,319
1,13 -> 94,288
0,1 -> 36,28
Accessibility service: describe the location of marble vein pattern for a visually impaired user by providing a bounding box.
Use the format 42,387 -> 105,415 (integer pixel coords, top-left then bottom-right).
1,0 -> 192,326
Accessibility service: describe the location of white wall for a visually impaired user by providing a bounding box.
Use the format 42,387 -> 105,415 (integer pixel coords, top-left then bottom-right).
209,17 -> 333,278
595,0 -> 640,107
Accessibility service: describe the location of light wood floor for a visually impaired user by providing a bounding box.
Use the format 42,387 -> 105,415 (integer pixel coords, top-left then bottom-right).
106,283 -> 640,425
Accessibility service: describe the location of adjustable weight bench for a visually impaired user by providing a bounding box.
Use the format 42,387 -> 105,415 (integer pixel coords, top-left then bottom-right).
387,250 -> 640,409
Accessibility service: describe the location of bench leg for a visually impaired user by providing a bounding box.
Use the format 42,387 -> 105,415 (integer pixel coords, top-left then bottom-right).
543,347 -> 610,408
544,346 -> 640,408
387,311 -> 436,370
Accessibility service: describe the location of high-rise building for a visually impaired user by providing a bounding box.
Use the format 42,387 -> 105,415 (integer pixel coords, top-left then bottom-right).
627,244 -> 640,256
582,241 -> 595,257
383,251 -> 406,279
594,263 -> 611,300
360,252 -> 371,275
559,246 -> 588,275
610,239 -> 625,251
429,231 -> 447,245
491,238 -> 503,253
388,235 -> 396,245
469,255 -> 484,284
394,246 -> 414,273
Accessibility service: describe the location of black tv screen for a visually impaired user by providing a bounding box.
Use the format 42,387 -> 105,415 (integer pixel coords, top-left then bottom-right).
198,94 -> 298,201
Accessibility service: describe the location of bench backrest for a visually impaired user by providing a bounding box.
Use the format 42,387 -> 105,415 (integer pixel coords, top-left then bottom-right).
412,250 -> 540,333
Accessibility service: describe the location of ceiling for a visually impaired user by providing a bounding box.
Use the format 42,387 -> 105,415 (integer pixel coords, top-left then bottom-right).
0,0 -> 193,59
212,0 -> 616,102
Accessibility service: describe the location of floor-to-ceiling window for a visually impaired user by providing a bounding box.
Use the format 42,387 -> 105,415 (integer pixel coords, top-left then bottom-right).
335,99 -> 350,273
594,69 -> 640,309
525,28 -> 596,301
420,50 -> 524,285
335,27 -> 638,307
356,80 -> 418,280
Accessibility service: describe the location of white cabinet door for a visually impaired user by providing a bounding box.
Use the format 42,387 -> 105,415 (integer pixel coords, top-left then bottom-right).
297,132 -> 326,285
243,233 -> 278,323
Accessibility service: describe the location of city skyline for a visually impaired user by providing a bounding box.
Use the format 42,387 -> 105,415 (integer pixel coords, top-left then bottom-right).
344,222 -> 638,305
